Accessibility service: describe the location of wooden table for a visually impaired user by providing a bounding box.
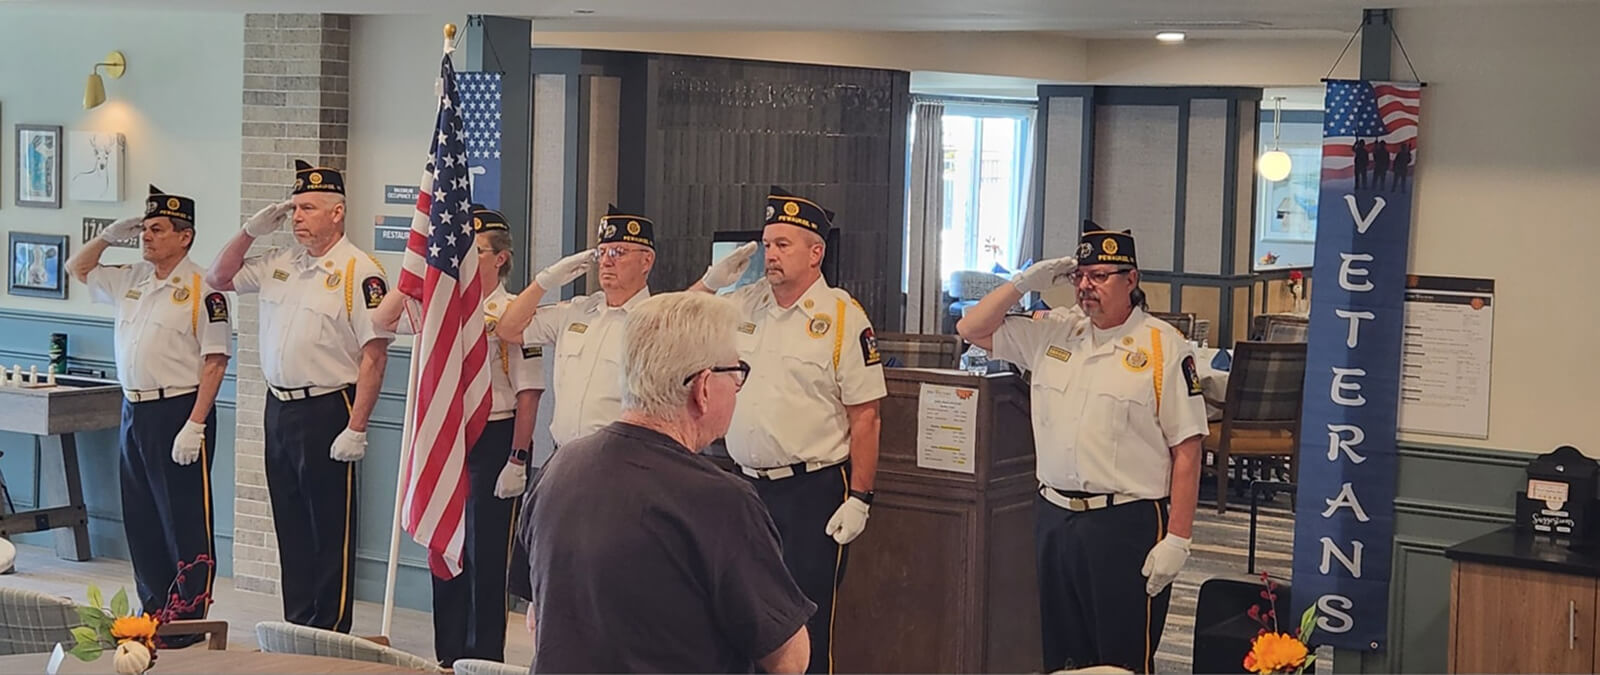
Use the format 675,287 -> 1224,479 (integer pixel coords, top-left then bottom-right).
0,649 -> 434,674
0,375 -> 123,561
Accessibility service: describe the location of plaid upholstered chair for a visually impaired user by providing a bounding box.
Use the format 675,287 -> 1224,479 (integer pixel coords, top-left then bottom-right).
1263,315 -> 1309,342
873,332 -> 963,369
455,658 -> 531,675
0,586 -> 77,655
1151,312 -> 1197,339
1204,341 -> 1308,513
255,621 -> 442,672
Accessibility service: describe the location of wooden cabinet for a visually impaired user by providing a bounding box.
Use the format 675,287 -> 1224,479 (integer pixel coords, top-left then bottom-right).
1449,561 -> 1596,673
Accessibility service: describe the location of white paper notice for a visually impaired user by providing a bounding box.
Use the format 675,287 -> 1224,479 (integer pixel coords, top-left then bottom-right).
1398,276 -> 1494,439
917,383 -> 979,474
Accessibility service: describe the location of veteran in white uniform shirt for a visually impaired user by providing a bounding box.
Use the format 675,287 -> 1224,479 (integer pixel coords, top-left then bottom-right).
493,203 -> 655,600
66,185 -> 230,647
958,220 -> 1208,674
205,160 -> 391,633
375,205 -> 542,666
693,186 -> 885,675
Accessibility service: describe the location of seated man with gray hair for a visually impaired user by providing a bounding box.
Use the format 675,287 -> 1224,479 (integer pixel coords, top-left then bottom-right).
517,291 -> 815,674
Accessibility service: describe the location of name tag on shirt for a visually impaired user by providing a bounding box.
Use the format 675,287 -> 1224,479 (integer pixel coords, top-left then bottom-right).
1045,345 -> 1072,363
124,289 -> 142,301
568,322 -> 587,334
738,322 -> 756,335
272,269 -> 290,281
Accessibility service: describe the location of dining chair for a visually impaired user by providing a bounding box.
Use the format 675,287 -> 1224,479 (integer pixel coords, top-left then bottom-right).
1151,312 -> 1197,340
873,332 -> 963,369
255,621 -> 442,672
455,657 -> 531,675
1263,316 -> 1309,342
1204,341 -> 1308,513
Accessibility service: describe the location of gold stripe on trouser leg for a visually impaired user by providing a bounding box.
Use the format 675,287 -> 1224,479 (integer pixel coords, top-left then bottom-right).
200,429 -> 216,612
1145,502 -> 1167,674
336,390 -> 354,628
827,465 -> 849,674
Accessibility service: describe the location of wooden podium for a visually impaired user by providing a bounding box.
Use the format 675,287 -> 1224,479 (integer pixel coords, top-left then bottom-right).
833,368 -> 1040,673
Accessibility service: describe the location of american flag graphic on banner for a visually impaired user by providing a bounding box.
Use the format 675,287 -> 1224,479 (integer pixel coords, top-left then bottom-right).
455,71 -> 502,210
1320,80 -> 1422,179
396,51 -> 492,580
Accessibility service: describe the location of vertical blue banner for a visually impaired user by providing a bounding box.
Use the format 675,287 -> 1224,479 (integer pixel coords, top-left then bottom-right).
1292,80 -> 1423,652
456,71 -> 503,210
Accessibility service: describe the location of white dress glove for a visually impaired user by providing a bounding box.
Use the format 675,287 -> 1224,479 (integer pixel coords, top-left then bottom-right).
825,496 -> 871,545
330,428 -> 368,462
1010,256 -> 1079,295
1141,534 -> 1191,596
534,250 -> 594,291
493,460 -> 527,499
700,241 -> 759,290
100,216 -> 145,244
244,200 -> 295,237
171,420 -> 206,466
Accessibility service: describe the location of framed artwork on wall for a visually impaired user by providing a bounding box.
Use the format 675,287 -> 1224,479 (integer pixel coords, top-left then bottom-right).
9,232 -> 70,299
16,124 -> 63,208
67,131 -> 125,203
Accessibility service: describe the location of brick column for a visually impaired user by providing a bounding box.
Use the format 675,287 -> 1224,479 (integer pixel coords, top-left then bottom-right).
232,13 -> 350,596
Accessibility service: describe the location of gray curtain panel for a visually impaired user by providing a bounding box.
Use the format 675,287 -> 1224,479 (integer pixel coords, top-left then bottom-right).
905,101 -> 945,334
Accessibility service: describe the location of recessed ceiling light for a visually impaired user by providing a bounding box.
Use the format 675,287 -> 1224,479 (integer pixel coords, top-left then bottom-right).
1156,31 -> 1186,43
573,8 -> 596,14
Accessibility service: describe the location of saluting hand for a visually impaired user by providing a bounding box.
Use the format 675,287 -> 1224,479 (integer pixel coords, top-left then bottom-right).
171,420 -> 206,466
100,216 -> 144,244
1010,256 -> 1079,295
244,200 -> 295,237
534,249 -> 594,291
701,241 -> 759,290
493,460 -> 527,500
330,428 -> 367,462
1141,534 -> 1190,596
825,496 -> 870,545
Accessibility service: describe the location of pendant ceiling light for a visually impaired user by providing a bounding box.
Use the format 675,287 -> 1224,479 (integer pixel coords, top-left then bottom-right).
1258,96 -> 1292,182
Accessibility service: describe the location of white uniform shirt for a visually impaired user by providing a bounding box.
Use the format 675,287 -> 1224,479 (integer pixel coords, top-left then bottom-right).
398,284 -> 544,418
521,288 -> 649,446
724,277 -> 887,469
87,258 -> 233,391
990,308 -> 1209,499
233,236 -> 393,388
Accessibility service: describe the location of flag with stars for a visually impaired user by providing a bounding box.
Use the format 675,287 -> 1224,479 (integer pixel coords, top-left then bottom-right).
1320,79 -> 1421,180
396,50 -> 492,580
456,71 -> 502,210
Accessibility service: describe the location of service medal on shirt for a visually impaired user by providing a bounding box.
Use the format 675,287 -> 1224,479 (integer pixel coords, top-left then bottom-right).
325,272 -> 341,289
807,315 -> 832,338
1125,349 -> 1149,369
172,287 -> 190,302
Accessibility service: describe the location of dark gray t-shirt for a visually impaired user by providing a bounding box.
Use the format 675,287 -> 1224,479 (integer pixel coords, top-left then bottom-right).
520,421 -> 815,673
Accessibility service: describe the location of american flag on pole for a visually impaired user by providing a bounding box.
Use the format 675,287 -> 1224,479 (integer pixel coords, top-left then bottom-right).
396,49 -> 492,579
1320,80 -> 1422,179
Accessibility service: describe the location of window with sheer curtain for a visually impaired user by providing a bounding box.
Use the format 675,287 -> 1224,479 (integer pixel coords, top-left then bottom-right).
940,104 -> 1034,277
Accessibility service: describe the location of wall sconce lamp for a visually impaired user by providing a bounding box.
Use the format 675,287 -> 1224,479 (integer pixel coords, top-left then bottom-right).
84,51 -> 127,110
1257,95 -> 1292,182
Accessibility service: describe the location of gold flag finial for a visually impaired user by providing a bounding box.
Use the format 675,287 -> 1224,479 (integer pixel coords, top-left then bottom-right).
444,23 -> 457,40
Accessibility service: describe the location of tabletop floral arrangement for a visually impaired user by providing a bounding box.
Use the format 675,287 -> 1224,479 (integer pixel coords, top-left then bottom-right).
1244,572 -> 1319,675
68,554 -> 214,674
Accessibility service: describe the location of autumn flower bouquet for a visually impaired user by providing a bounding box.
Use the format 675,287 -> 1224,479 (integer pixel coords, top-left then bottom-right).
1243,572 -> 1318,675
69,554 -> 214,674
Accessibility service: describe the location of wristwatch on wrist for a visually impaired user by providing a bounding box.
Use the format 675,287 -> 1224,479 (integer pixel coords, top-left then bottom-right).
849,489 -> 875,505
511,448 -> 530,464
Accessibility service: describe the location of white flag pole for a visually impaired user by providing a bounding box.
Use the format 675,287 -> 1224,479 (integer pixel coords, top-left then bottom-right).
381,22 -> 457,638
380,338 -> 421,638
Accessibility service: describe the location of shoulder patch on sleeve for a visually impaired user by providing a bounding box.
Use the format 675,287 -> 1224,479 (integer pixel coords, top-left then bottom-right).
1182,355 -> 1203,396
859,327 -> 882,367
205,292 -> 230,323
362,276 -> 388,309
522,344 -> 543,360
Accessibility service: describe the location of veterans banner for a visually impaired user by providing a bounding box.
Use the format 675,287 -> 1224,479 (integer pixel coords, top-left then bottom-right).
1291,79 -> 1423,652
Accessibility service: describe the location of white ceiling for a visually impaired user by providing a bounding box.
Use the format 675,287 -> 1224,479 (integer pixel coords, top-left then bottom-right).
10,0 -> 1596,38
